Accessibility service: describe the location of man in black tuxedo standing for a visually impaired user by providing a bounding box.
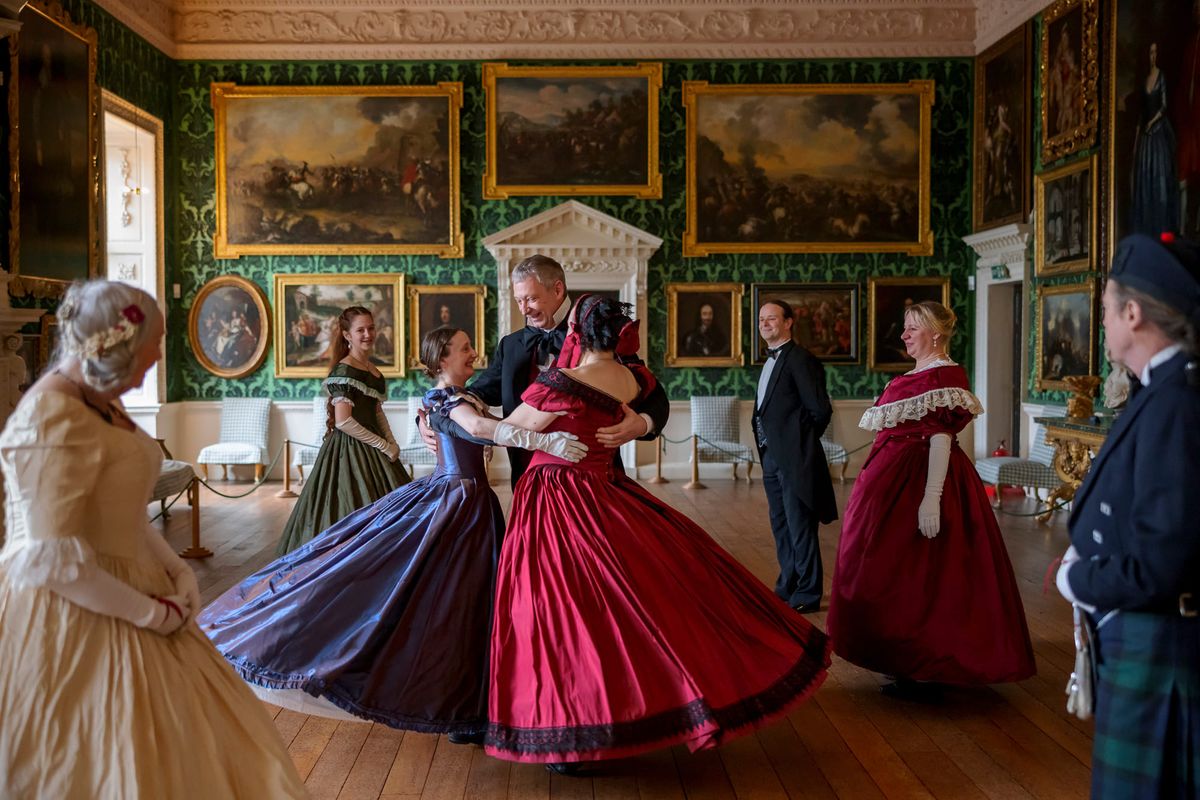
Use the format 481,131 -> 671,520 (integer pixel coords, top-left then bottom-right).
751,299 -> 838,612
420,254 -> 669,487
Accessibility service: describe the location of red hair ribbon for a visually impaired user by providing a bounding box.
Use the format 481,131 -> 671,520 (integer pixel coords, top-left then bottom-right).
122,304 -> 146,324
615,319 -> 641,358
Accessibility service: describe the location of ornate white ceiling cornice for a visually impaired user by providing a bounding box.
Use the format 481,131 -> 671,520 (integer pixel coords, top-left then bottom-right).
92,0 -> 991,61
973,0 -> 1053,53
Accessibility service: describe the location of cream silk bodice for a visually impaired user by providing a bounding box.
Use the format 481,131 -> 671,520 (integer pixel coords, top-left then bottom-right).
0,390 -> 163,584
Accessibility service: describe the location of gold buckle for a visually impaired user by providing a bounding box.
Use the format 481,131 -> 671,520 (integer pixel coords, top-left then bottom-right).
1181,592 -> 1197,618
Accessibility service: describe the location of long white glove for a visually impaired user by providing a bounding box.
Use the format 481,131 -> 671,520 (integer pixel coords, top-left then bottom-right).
493,421 -> 588,463
143,524 -> 201,621
337,416 -> 399,462
918,433 -> 952,538
45,564 -> 189,635
375,405 -> 400,452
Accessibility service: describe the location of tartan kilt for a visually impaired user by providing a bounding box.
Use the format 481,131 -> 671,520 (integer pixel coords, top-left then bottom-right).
1091,610 -> 1200,799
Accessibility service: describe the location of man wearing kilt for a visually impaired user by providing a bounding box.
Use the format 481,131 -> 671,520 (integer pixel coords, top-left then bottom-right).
1056,232 -> 1200,799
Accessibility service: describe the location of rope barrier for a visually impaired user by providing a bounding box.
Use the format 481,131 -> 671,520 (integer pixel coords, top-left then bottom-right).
657,432 -> 873,466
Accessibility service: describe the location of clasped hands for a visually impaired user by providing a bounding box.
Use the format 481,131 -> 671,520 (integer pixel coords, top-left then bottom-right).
417,403 -> 649,453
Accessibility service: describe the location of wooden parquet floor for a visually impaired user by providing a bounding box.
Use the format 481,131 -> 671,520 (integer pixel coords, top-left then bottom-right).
167,476 -> 1090,800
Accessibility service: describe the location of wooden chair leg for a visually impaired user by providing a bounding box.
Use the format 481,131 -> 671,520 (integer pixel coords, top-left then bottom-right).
991,484 -> 1001,508
731,463 -> 738,480
255,463 -> 265,482
220,464 -> 228,480
180,478 -> 211,559
200,463 -> 209,480
839,461 -> 848,484
160,499 -> 169,519
745,461 -> 754,484
296,464 -> 304,482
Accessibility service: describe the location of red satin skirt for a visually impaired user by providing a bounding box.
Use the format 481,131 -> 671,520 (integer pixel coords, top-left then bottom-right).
828,435 -> 1036,684
485,464 -> 831,764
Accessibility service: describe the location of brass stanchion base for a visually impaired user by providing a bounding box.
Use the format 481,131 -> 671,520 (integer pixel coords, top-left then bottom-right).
179,546 -> 213,559
276,489 -> 298,498
683,479 -> 707,490
647,476 -> 669,485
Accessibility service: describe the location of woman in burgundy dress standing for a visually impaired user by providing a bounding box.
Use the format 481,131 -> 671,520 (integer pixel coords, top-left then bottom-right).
827,301 -> 1035,697
485,296 -> 831,770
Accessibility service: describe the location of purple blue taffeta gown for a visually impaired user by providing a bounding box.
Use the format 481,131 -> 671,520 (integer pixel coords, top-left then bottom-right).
198,387 -> 502,735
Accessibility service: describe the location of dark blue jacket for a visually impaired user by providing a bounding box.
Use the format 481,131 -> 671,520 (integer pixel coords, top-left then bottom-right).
1067,351 -> 1200,613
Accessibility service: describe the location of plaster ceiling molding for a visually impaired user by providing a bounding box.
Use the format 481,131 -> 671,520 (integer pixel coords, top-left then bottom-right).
135,1 -> 978,60
94,0 -> 175,56
973,0 -> 1054,53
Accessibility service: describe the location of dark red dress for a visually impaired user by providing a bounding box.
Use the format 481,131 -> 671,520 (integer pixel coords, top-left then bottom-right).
485,369 -> 831,764
827,364 -> 1036,684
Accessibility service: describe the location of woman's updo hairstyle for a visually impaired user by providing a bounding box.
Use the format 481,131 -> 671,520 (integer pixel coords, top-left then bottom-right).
56,280 -> 160,393
905,300 -> 957,342
419,326 -> 462,380
575,295 -> 635,352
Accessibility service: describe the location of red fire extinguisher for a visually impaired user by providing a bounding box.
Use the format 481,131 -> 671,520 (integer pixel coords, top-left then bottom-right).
992,439 -> 1010,457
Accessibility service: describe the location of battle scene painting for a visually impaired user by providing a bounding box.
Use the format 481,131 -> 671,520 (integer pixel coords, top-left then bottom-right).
213,84 -> 462,258
683,81 -> 933,256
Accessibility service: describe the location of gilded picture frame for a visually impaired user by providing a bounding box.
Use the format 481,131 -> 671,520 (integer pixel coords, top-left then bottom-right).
1036,154 -> 1098,275
482,62 -> 663,199
665,282 -> 744,368
407,284 -> 488,370
212,83 -> 463,259
866,276 -> 951,372
750,283 -> 861,365
273,273 -> 406,379
188,275 -> 271,379
1105,0 -> 1200,264
1036,279 -> 1097,391
683,80 -> 934,257
37,313 -> 59,369
8,1 -> 102,298
974,22 -> 1032,232
1039,0 -> 1099,163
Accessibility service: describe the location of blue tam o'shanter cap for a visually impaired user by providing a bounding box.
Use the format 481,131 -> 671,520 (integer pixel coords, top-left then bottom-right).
1110,233 -> 1200,327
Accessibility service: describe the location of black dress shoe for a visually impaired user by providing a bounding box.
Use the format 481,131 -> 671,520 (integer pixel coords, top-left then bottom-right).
880,678 -> 942,703
546,762 -> 583,777
447,731 -> 485,745
790,602 -> 819,614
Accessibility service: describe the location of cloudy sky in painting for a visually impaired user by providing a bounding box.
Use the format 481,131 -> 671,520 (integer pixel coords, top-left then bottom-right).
696,92 -> 920,182
226,95 -> 443,169
497,77 -> 645,126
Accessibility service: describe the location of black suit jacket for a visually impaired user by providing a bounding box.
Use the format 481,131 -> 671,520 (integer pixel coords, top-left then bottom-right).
469,312 -> 670,484
1066,351 -> 1200,612
751,342 -> 838,524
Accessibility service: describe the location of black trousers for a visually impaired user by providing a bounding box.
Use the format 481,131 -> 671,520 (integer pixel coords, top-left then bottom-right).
761,448 -> 823,608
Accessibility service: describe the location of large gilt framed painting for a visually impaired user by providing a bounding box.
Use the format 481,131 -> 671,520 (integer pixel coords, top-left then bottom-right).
482,63 -> 662,199
866,276 -> 951,372
1040,0 -> 1099,163
212,83 -> 463,259
682,80 -> 934,257
274,274 -> 406,379
1036,280 -> 1097,390
1107,0 -> 1200,259
9,1 -> 101,297
974,23 -> 1032,231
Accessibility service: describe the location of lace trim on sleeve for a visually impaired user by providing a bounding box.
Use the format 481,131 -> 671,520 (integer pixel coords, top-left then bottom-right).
323,376 -> 385,403
858,386 -> 983,432
0,536 -> 96,589
329,396 -> 354,408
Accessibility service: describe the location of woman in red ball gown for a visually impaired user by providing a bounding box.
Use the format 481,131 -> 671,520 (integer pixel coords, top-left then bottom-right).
828,301 -> 1035,694
485,295 -> 831,767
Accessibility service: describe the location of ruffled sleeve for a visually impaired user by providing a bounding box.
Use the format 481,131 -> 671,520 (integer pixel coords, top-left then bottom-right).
323,363 -> 385,405
423,387 -> 493,445
0,392 -> 102,588
858,365 -> 983,433
521,369 -> 588,415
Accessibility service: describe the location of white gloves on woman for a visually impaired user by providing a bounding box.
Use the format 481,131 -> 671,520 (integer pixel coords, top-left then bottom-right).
337,416 -> 400,462
44,565 -> 189,635
918,433 -> 952,538
493,421 -> 588,463
143,524 -> 201,620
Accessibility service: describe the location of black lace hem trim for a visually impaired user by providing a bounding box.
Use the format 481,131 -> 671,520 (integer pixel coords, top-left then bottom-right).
535,368 -> 621,414
484,635 -> 830,755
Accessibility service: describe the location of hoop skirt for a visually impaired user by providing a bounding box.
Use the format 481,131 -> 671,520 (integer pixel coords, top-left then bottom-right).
485,369 -> 831,764
200,388 -> 502,734
0,392 -> 305,798
276,363 -> 410,555
827,364 -> 1036,684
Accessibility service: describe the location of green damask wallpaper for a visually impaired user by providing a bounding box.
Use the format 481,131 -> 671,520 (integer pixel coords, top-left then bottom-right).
173,57 -> 975,402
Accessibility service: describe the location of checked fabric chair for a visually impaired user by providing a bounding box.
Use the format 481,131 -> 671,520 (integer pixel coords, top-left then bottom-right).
974,406 -> 1064,507
398,396 -> 437,476
196,397 -> 271,481
291,395 -> 328,482
689,396 -> 756,482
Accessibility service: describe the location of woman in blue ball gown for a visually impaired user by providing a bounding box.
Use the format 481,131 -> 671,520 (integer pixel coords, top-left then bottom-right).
198,327 -> 586,738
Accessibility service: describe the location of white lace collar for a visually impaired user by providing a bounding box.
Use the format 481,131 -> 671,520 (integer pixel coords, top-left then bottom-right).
858,384 -> 983,432
905,357 -> 957,375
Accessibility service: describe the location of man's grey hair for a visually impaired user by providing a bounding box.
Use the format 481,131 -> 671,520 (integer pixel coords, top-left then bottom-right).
511,254 -> 566,289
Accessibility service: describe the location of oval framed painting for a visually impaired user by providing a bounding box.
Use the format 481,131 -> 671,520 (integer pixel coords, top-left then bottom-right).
188,275 -> 270,378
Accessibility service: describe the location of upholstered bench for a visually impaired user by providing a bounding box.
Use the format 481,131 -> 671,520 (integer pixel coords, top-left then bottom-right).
150,443 -> 207,558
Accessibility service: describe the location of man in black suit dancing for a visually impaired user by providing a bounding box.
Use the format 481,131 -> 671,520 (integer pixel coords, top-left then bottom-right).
420,254 -> 669,487
751,299 -> 838,612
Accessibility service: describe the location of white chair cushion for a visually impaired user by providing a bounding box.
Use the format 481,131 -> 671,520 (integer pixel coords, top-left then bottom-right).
198,443 -> 264,465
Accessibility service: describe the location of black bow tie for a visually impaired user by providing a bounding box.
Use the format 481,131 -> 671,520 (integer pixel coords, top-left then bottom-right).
765,345 -> 785,360
524,326 -> 565,357
1128,374 -> 1144,400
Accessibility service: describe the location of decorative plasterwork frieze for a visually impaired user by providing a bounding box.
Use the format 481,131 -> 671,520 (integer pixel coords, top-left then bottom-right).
94,0 -> 980,60
973,0 -> 1053,52
963,223 -> 1030,281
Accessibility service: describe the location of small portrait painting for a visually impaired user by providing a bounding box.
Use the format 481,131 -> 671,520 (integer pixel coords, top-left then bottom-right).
407,285 -> 487,369
867,277 -> 951,371
665,283 -> 744,367
188,276 -> 270,379
1037,155 -> 1097,274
